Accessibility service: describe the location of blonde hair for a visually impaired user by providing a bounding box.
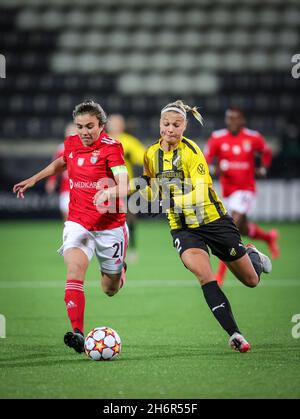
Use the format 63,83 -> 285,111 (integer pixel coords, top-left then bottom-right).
161,100 -> 204,126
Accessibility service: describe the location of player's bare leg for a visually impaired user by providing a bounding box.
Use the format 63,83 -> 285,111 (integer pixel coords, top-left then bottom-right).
63,248 -> 89,353
215,212 -> 248,286
64,247 -> 89,281
233,210 -> 280,260
101,263 -> 127,297
227,244 -> 272,288
215,213 -> 249,286
216,211 -> 278,286
226,253 -> 259,288
181,248 -> 250,352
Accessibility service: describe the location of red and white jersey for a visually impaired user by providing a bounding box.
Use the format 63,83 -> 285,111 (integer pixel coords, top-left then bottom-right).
63,130 -> 126,231
204,127 -> 272,197
49,143 -> 70,193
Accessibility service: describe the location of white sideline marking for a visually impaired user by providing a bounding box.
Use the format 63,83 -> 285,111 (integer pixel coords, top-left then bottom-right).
0,314 -> 5,338
0,279 -> 299,289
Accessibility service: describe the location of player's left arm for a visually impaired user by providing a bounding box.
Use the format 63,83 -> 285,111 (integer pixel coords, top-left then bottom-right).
204,136 -> 220,177
45,147 -> 64,194
173,146 -> 209,209
13,156 -> 67,199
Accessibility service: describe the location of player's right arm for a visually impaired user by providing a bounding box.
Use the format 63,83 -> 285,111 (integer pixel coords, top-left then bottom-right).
45,146 -> 65,194
13,156 -> 67,199
253,133 -> 272,178
204,135 -> 220,177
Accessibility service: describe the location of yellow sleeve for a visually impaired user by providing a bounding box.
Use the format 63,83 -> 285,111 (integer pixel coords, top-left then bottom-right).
143,151 -> 152,177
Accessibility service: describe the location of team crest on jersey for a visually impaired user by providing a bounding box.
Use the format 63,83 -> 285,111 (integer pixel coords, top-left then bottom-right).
221,143 -> 230,151
229,248 -> 237,257
90,150 -> 100,164
197,163 -> 206,175
77,158 -> 85,166
173,155 -> 181,169
232,145 -> 241,155
243,140 -> 252,152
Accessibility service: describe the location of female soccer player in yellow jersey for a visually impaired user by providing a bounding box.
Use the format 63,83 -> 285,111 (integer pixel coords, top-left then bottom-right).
142,100 -> 272,353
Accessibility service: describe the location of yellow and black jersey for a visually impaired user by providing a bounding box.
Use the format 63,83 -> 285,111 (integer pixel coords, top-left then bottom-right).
118,133 -> 146,181
143,136 -> 227,230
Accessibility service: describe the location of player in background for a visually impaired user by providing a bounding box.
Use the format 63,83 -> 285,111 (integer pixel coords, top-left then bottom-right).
45,123 -> 76,220
139,100 -> 272,353
13,100 -> 129,354
205,107 -> 280,286
107,114 -> 145,263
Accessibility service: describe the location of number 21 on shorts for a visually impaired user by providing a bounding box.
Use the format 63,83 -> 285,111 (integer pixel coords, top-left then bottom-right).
112,241 -> 124,259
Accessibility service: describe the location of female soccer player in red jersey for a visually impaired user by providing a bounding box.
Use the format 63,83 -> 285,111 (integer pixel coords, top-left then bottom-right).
13,100 -> 129,353
140,100 -> 272,352
205,107 -> 280,286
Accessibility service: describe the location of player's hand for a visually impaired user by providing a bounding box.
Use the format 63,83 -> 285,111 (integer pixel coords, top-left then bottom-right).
149,197 -> 175,217
93,189 -> 111,214
255,167 -> 267,178
13,178 -> 36,199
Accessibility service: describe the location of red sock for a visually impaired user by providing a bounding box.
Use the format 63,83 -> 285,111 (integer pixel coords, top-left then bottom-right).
64,279 -> 85,334
217,261 -> 227,281
248,223 -> 270,243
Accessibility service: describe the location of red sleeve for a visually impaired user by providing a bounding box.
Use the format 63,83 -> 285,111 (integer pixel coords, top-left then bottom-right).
254,134 -> 272,168
106,142 -> 125,168
204,136 -> 219,164
54,148 -> 64,161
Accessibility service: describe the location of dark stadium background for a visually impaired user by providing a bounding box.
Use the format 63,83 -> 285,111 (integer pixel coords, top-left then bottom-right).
0,0 -> 299,220
0,0 -> 300,401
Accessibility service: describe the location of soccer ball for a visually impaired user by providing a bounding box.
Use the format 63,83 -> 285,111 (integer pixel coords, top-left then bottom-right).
84,326 -> 122,361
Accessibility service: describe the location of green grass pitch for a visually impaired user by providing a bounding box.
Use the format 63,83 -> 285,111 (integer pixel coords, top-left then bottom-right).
0,219 -> 299,399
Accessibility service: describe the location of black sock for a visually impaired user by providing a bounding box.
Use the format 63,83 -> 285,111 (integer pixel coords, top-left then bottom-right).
202,281 -> 240,336
246,247 -> 262,278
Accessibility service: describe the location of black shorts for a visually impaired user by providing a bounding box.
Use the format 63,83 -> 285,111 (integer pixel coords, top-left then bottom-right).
171,215 -> 246,262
